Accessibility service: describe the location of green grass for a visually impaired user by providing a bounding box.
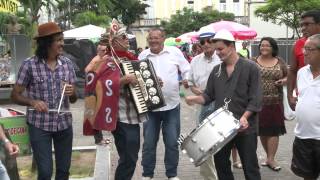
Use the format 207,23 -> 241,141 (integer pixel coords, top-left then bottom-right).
17,151 -> 96,179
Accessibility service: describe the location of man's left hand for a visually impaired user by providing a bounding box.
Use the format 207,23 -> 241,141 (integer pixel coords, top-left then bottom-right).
64,84 -> 75,96
239,116 -> 249,132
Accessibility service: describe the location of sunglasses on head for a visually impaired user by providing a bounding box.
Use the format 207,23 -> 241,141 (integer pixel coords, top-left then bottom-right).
200,39 -> 212,45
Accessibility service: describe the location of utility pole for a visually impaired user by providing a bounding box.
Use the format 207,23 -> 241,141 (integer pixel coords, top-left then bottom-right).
68,0 -> 71,29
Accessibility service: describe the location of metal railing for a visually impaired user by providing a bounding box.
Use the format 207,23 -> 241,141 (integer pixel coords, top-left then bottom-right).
234,16 -> 249,26
131,18 -> 163,27
250,39 -> 295,64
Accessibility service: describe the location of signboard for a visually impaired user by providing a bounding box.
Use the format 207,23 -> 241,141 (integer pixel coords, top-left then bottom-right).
0,0 -> 19,13
0,109 -> 31,156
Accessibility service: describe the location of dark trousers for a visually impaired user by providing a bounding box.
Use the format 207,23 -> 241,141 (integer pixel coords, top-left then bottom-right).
28,125 -> 73,180
214,133 -> 261,180
112,122 -> 140,180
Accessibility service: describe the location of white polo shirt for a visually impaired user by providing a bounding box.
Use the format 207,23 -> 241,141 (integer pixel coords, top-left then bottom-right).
138,46 -> 190,111
295,65 -> 320,140
188,52 -> 221,90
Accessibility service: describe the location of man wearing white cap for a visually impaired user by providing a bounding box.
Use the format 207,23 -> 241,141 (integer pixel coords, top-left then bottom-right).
188,32 -> 220,180
185,29 -> 262,180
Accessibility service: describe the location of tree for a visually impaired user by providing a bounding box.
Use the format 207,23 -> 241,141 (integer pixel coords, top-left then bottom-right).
0,12 -> 11,35
161,7 -> 234,38
109,0 -> 149,29
254,0 -> 320,38
56,0 -> 114,29
73,11 -> 111,27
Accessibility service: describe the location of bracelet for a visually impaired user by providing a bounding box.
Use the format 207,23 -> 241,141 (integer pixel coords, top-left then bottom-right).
3,138 -> 10,144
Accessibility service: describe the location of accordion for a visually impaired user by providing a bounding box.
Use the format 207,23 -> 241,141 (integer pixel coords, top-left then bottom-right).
120,58 -> 166,114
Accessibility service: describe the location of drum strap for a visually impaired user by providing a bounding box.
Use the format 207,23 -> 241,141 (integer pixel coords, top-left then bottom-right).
223,57 -> 244,105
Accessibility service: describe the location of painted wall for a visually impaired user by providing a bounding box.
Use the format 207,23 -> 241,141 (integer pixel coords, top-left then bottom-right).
249,2 -> 294,39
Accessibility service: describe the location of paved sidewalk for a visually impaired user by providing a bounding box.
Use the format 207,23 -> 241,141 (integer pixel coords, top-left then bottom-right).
1,89 -> 302,180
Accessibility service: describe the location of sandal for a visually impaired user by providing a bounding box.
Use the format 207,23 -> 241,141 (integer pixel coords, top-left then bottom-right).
233,162 -> 242,169
96,138 -> 112,145
267,164 -> 281,172
261,162 -> 268,166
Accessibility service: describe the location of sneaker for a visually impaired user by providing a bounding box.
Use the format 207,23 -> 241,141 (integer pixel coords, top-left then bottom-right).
168,177 -> 180,180
142,177 -> 152,180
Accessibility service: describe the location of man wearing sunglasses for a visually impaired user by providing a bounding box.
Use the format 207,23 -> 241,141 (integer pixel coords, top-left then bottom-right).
188,32 -> 221,180
287,10 -> 320,111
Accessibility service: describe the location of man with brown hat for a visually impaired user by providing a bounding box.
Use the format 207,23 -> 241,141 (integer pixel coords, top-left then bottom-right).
11,22 -> 77,180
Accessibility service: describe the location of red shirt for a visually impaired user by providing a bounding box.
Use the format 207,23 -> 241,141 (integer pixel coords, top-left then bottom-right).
294,37 -> 307,70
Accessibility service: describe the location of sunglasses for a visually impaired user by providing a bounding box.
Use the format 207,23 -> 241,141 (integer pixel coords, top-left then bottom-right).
200,39 -> 212,45
121,34 -> 128,40
299,22 -> 316,27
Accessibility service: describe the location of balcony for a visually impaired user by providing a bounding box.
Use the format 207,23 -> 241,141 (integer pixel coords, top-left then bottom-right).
131,18 -> 163,28
234,16 -> 249,26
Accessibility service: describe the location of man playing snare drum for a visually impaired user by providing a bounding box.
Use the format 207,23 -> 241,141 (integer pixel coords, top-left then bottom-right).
185,29 -> 262,180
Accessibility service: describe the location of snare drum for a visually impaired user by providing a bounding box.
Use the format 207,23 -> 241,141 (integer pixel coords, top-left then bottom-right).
178,107 -> 240,166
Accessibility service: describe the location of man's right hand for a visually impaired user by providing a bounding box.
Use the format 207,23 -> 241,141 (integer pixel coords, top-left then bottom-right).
5,142 -> 19,157
30,100 -> 48,112
288,96 -> 297,111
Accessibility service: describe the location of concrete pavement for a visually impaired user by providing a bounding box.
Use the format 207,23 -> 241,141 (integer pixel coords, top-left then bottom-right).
1,88 -> 303,180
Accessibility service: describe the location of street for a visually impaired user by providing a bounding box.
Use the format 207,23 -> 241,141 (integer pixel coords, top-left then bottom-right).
0,88 -> 302,180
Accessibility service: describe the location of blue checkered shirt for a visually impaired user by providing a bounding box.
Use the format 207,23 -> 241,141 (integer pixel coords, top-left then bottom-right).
16,55 -> 76,132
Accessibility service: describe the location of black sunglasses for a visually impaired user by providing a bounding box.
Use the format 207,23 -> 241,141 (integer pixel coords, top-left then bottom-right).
200,39 -> 212,45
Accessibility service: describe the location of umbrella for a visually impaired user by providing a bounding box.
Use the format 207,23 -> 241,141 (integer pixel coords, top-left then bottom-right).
199,20 -> 257,40
164,37 -> 186,46
177,31 -> 199,43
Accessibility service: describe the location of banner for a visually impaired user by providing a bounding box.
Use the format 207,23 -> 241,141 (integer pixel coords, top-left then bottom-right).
0,0 -> 19,13
0,109 -> 31,156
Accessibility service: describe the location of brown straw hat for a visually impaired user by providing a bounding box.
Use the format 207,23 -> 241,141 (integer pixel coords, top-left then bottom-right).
34,22 -> 62,39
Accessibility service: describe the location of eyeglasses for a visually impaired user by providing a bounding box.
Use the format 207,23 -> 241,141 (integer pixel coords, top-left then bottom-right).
260,44 -> 272,48
200,39 -> 212,45
303,47 -> 320,53
299,22 -> 316,27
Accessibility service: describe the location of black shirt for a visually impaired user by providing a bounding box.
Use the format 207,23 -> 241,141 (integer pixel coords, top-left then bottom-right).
203,57 -> 262,134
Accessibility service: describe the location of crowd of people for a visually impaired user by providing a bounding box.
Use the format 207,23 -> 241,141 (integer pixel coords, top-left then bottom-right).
0,9 -> 319,180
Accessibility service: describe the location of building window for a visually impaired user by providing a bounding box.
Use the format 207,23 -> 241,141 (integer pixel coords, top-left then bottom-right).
233,0 -> 239,2
220,0 -> 226,2
219,3 -> 226,12
233,2 -> 240,15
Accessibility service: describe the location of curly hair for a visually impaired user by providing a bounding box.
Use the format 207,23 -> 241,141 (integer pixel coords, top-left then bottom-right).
35,32 -> 63,60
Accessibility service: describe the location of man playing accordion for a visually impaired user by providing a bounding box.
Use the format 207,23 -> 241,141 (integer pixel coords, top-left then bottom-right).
83,19 -> 146,180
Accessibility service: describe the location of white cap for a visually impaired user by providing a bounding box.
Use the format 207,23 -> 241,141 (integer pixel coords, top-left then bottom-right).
212,29 -> 235,42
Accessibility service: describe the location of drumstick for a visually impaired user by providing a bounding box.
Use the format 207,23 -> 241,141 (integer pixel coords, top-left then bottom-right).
57,84 -> 67,114
28,108 -> 72,113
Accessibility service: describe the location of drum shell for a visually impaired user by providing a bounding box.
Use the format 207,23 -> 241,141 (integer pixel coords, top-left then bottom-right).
180,108 -> 240,166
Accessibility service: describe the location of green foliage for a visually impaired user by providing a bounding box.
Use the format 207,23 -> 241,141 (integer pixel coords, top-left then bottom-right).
0,12 -> 11,35
56,0 -> 148,29
109,0 -> 149,28
161,7 -> 234,38
73,11 -> 111,27
255,0 -> 320,37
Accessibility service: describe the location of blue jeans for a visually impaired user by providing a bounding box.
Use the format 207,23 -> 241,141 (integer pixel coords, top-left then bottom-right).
142,105 -> 180,178
112,122 -> 140,180
199,102 -> 215,123
0,161 -> 9,180
28,124 -> 73,180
